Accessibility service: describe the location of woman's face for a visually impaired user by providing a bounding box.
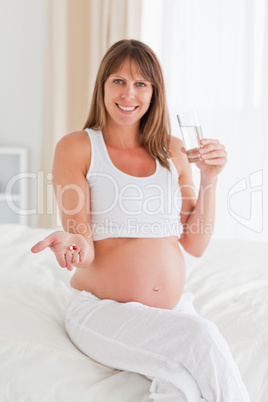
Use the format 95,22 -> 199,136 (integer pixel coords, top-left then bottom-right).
104,59 -> 153,130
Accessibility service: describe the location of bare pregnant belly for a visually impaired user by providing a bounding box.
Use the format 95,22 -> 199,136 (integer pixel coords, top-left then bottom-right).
70,237 -> 186,309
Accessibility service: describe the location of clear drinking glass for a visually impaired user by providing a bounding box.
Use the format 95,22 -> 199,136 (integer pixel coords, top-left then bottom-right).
177,111 -> 203,163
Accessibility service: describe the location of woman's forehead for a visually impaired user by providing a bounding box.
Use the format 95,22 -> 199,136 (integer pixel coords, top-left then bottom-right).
109,58 -> 151,81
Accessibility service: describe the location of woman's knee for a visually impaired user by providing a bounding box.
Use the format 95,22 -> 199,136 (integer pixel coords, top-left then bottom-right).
176,315 -> 224,356
191,315 -> 219,338
179,315 -> 232,367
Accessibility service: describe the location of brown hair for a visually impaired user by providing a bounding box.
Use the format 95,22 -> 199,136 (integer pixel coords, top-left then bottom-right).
83,39 -> 171,169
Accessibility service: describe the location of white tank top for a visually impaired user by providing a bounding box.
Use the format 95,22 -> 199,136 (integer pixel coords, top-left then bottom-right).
85,128 -> 182,241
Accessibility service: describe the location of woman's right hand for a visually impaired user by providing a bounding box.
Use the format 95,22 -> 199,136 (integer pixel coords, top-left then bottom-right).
31,231 -> 90,271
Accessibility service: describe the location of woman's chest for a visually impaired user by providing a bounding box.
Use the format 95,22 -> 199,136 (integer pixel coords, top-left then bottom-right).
107,146 -> 157,177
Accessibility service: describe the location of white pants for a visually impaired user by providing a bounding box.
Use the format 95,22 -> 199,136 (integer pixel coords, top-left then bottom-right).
65,290 -> 250,402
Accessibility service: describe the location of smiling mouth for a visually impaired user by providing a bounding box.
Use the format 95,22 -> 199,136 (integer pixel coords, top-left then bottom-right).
116,103 -> 138,111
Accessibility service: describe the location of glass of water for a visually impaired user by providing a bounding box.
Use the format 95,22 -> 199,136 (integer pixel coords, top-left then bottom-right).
177,111 -> 203,163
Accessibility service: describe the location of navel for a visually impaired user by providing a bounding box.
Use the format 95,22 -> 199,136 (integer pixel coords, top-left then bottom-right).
152,287 -> 160,292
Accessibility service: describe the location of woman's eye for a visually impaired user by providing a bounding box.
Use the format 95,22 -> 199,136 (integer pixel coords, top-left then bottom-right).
113,79 -> 123,84
136,82 -> 146,87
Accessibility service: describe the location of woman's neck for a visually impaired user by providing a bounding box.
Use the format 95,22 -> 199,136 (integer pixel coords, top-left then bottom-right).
102,121 -> 142,149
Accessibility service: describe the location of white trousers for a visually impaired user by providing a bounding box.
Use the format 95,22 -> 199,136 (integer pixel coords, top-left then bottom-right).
65,290 -> 251,402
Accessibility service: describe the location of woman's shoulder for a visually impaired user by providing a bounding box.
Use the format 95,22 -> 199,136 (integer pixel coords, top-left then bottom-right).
169,135 -> 183,156
169,135 -> 190,177
55,130 -> 91,156
54,130 -> 91,173
56,130 -> 90,148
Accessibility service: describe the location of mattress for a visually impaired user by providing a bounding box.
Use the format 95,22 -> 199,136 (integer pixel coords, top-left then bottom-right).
0,224 -> 267,401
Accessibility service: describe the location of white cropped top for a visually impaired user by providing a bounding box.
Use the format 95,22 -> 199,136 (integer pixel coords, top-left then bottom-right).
85,129 -> 183,241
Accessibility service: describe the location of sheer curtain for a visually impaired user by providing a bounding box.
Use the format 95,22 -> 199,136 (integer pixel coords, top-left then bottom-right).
141,0 -> 268,241
39,0 -> 142,228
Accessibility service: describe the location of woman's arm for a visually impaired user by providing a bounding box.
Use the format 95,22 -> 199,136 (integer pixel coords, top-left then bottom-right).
31,131 -> 95,270
172,137 -> 227,257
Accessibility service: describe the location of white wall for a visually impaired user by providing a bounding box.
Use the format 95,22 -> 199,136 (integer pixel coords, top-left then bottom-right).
0,0 -> 47,227
141,0 -> 268,242
1,0 -> 267,241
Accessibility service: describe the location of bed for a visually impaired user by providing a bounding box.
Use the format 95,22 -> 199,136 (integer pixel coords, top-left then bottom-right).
0,223 -> 267,401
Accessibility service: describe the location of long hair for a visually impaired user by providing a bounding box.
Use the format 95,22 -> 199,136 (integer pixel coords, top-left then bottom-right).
83,39 -> 172,169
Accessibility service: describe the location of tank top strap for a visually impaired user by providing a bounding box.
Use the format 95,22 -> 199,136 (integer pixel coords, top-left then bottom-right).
84,128 -> 106,176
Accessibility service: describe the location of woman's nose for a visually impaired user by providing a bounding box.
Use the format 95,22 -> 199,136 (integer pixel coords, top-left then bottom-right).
121,84 -> 135,100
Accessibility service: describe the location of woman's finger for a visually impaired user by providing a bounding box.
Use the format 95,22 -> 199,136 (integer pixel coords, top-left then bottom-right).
72,250 -> 80,265
55,252 -> 68,268
65,251 -> 74,271
204,157 -> 227,165
200,143 -> 225,155
31,241 -> 45,254
201,149 -> 226,160
31,234 -> 55,253
79,247 -> 87,263
201,138 -> 220,145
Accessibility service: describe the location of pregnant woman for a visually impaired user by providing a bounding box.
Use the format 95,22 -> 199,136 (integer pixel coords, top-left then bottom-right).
32,39 -> 250,401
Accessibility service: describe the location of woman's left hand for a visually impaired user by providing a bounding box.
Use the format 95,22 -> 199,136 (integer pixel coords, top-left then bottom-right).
196,138 -> 227,180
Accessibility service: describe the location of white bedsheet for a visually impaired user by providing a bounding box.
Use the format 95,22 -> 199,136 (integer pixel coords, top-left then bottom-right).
0,224 -> 267,401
